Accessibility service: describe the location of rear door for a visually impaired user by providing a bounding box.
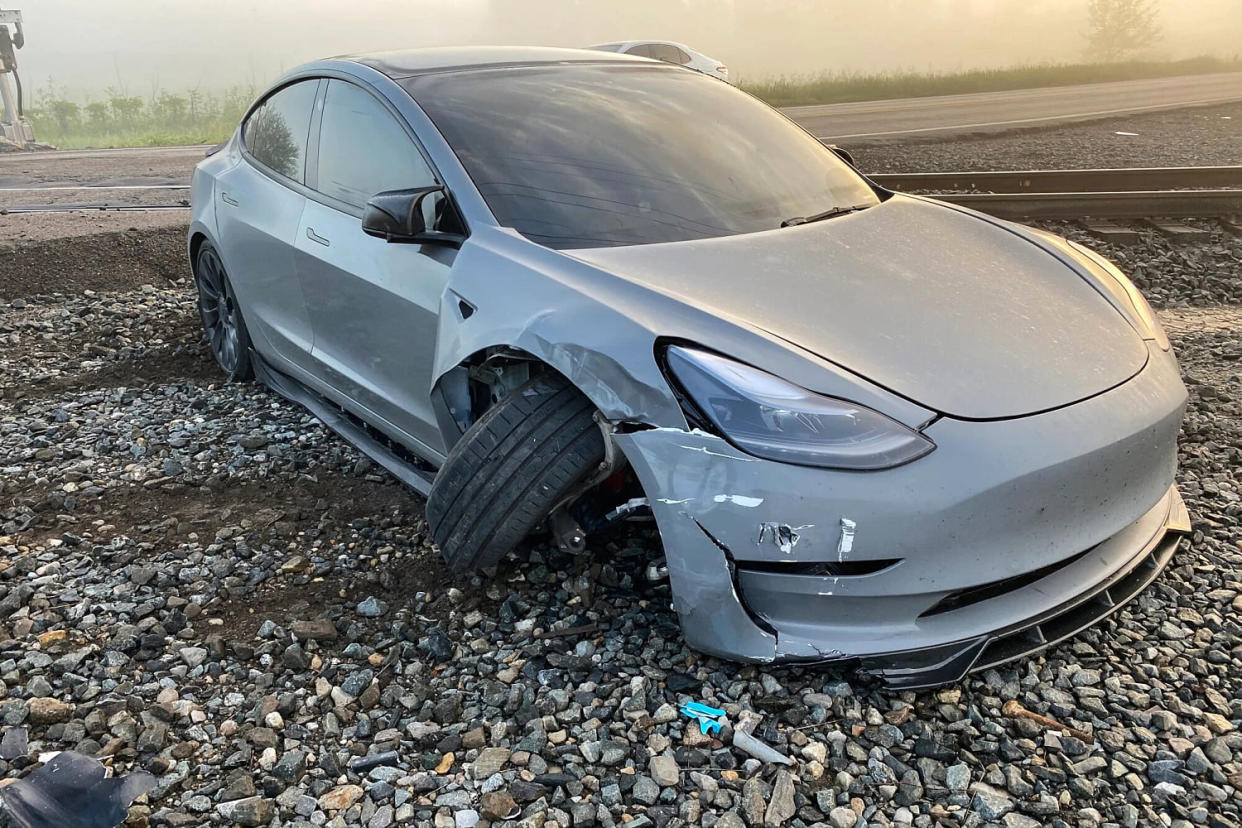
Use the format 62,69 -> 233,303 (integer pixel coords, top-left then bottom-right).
295,78 -> 453,456
215,78 -> 320,371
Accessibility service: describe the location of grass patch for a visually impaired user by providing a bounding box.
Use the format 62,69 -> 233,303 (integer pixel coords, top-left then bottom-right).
25,84 -> 254,149
742,56 -> 1242,108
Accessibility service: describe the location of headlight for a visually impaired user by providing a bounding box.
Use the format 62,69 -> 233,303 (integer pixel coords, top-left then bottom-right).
664,345 -> 935,470
1067,241 -> 1170,352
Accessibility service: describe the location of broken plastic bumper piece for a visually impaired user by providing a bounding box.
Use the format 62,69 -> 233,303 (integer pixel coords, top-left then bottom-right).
679,701 -> 726,735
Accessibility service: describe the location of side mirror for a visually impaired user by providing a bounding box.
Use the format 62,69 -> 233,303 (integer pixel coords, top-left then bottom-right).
362,185 -> 466,247
824,143 -> 856,168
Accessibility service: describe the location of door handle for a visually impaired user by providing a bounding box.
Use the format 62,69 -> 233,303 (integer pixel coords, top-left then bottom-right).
220,191 -> 239,206
305,227 -> 331,247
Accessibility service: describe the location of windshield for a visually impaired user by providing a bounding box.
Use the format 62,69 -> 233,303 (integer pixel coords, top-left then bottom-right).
405,64 -> 879,249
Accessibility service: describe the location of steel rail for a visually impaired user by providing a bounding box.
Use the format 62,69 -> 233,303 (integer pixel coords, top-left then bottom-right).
0,183 -> 189,192
4,172 -> 1242,219
923,189 -> 1242,220
871,166 -> 1242,194
5,167 -> 1241,197
1,203 -> 190,213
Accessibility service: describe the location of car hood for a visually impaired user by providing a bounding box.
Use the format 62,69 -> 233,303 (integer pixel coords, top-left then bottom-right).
569,196 -> 1148,420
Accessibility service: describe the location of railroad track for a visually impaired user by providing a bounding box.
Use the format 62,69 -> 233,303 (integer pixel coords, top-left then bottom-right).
870,165 -> 1242,221
2,166 -> 1240,221
871,165 -> 1242,192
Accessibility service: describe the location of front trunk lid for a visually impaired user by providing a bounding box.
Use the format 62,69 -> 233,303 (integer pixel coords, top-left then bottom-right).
571,196 -> 1148,420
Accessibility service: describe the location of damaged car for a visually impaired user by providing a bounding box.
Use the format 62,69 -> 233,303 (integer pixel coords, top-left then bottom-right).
189,46 -> 1189,688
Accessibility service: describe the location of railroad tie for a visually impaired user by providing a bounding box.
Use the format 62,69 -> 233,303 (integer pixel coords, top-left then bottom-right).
1140,219 -> 1213,242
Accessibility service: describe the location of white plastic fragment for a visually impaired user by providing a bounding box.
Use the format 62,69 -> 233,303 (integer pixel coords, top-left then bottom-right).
732,729 -> 794,766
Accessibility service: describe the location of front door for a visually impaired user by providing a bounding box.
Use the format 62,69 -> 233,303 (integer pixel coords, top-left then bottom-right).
295,79 -> 453,456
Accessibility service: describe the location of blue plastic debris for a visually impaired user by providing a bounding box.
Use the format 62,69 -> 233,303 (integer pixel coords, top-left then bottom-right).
679,701 -> 726,735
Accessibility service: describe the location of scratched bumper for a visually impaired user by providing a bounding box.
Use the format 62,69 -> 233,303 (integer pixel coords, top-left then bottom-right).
613,342 -> 1188,686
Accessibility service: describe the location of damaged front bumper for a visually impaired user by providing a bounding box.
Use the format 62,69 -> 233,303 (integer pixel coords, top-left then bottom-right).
850,488 -> 1188,688
614,342 -> 1189,688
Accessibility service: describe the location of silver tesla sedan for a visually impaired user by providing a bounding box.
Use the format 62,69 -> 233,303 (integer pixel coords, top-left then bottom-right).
189,46 -> 1189,687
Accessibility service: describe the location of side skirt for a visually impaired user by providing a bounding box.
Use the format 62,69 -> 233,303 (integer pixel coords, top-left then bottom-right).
251,352 -> 437,497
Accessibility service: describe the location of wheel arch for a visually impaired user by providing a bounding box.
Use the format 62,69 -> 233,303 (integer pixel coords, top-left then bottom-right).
187,220 -> 220,271
188,229 -> 210,267
431,333 -> 683,452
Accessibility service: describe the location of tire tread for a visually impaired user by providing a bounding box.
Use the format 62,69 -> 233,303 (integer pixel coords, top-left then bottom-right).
426,372 -> 605,573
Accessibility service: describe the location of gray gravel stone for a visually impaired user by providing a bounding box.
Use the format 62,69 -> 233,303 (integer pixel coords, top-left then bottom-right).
972,788 -> 1015,820
215,796 -> 273,826
650,754 -> 679,787
632,774 -> 659,805
829,806 -> 859,828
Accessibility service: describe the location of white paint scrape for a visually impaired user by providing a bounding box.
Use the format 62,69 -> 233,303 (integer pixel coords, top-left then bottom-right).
712,494 -> 764,507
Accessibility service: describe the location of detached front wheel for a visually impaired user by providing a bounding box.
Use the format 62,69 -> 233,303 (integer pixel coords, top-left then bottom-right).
427,372 -> 606,573
194,241 -> 253,381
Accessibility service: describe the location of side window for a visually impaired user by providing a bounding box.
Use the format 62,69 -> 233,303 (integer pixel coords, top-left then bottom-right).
649,44 -> 684,64
626,44 -> 655,59
672,47 -> 693,65
316,80 -> 435,210
242,80 -> 318,182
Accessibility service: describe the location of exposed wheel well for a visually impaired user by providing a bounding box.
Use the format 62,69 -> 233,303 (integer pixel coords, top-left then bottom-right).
436,346 -> 557,438
433,347 -> 655,557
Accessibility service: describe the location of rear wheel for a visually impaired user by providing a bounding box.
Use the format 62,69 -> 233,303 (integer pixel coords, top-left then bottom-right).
194,242 -> 253,381
427,372 -> 606,573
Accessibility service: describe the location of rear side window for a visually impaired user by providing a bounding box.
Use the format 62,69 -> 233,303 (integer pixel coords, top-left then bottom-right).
650,44 -> 690,64
243,80 -> 318,182
316,80 -> 436,210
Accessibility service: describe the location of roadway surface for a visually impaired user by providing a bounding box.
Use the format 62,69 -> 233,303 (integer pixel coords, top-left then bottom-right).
791,71 -> 1242,141
1,71 -> 1240,190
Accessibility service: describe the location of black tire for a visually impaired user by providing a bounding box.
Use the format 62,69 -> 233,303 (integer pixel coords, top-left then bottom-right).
427,372 -> 606,573
194,241 -> 253,381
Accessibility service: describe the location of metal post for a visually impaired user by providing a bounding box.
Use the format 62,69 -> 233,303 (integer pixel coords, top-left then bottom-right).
0,8 -> 31,143
0,71 -> 16,127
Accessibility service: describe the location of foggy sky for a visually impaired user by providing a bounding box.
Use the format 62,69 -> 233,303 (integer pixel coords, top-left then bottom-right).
16,0 -> 1242,99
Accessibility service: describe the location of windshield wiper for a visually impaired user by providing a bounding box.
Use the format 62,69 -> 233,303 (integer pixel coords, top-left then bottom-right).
780,203 -> 870,228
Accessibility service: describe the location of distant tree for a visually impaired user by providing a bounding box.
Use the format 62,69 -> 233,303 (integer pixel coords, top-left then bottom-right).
1087,0 -> 1161,62
152,92 -> 188,127
108,95 -> 144,127
47,99 -> 80,134
85,101 -> 109,129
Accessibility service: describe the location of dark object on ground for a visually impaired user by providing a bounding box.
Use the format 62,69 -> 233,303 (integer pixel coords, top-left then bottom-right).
0,752 -> 155,828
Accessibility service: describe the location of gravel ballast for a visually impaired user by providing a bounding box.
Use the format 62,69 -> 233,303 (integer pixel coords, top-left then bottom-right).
0,250 -> 1239,827
2,102 -> 1242,824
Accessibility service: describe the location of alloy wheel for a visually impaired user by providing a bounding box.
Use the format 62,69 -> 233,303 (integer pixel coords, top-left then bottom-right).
195,248 -> 242,373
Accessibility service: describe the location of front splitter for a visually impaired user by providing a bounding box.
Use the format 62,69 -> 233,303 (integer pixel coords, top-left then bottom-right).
849,489 -> 1189,689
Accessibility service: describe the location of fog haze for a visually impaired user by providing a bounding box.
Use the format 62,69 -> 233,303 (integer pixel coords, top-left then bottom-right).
16,0 -> 1242,97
